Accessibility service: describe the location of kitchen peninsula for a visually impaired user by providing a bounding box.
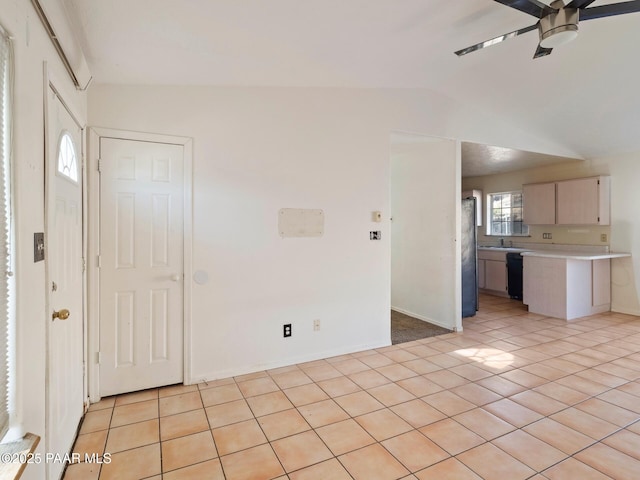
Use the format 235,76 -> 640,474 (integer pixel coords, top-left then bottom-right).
522,250 -> 631,320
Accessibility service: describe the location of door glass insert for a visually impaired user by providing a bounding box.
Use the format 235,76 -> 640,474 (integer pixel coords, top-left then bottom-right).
57,132 -> 78,182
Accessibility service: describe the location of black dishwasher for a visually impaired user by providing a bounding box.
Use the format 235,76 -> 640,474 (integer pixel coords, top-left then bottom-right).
506,253 -> 523,300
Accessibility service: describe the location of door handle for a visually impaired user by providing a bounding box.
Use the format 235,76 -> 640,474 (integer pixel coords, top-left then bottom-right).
52,309 -> 70,321
170,274 -> 180,282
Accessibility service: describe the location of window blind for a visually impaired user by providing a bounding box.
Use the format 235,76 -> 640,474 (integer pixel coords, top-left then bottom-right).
0,24 -> 13,440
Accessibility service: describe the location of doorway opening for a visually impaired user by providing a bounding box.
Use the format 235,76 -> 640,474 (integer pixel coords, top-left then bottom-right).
389,132 -> 462,344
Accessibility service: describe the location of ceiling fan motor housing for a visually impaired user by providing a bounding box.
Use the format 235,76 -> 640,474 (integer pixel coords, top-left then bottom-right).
539,8 -> 579,48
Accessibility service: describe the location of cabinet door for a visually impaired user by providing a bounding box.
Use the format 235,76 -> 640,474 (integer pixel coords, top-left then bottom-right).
523,182 -> 556,225
478,259 -> 485,289
485,260 -> 507,292
556,177 -> 600,225
462,189 -> 483,227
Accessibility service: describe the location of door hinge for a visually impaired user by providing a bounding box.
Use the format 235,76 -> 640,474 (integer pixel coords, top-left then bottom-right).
97,255 -> 101,268
82,257 -> 86,273
96,352 -> 102,364
97,159 -> 102,172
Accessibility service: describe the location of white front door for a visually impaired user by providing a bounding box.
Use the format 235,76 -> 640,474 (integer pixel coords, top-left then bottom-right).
99,138 -> 184,396
46,87 -> 84,480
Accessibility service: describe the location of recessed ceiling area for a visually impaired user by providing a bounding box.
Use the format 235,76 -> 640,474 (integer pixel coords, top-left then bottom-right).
461,142 -> 582,177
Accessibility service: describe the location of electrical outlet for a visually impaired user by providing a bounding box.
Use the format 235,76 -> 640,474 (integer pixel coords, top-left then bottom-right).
543,233 -> 552,240
601,233 -> 608,242
283,324 -> 292,338
313,319 -> 320,331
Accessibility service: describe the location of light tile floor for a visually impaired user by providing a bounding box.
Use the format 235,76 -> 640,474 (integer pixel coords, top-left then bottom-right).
64,295 -> 640,479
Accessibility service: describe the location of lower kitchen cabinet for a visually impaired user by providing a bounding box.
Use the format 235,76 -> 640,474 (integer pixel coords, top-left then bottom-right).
522,254 -> 618,320
478,259 -> 485,289
477,250 -> 509,297
485,259 -> 507,293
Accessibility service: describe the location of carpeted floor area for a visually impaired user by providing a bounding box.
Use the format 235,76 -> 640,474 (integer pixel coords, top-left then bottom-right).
391,310 -> 451,345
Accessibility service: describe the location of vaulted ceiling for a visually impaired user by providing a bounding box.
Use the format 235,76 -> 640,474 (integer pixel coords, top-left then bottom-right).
65,0 -> 640,160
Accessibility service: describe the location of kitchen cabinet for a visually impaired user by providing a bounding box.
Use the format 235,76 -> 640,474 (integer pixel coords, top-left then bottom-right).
523,182 -> 555,225
522,251 -> 629,320
523,176 -> 610,226
462,189 -> 483,227
556,176 -> 610,225
477,249 -> 508,296
485,260 -> 507,293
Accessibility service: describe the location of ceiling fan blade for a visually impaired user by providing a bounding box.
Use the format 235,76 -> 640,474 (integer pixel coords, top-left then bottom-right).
565,0 -> 597,8
455,24 -> 538,56
533,44 -> 553,58
580,0 -> 640,20
494,0 -> 556,18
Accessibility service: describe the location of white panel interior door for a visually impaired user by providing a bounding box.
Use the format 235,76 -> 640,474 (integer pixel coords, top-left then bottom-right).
99,138 -> 184,396
46,88 -> 84,480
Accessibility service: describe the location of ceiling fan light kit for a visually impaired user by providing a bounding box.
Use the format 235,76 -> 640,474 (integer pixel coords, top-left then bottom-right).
539,8 -> 578,48
455,0 -> 640,59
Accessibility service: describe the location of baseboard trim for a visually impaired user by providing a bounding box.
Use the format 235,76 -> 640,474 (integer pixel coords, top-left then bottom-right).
391,306 -> 454,331
190,341 -> 391,385
611,306 -> 640,317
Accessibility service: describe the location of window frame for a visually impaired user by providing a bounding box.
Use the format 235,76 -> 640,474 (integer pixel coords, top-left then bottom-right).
486,190 -> 529,237
0,22 -> 14,442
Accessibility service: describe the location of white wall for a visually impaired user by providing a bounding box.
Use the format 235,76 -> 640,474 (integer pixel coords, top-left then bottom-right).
88,85 -> 563,382
390,136 -> 460,330
463,155 -> 640,316
0,1 -> 87,479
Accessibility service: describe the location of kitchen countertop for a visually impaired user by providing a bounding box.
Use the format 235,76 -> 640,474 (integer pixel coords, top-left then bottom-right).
519,251 -> 631,261
477,247 -> 530,253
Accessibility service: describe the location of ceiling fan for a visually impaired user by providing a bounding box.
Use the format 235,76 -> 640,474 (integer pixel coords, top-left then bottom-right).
455,0 -> 640,58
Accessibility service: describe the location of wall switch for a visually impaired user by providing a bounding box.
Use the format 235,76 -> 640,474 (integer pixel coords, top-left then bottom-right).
313,319 -> 320,331
372,211 -> 382,223
34,232 -> 45,262
370,231 -> 381,240
601,233 -> 608,242
283,324 -> 292,338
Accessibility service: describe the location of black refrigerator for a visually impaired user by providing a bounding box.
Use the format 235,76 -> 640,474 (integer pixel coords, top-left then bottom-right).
461,197 -> 478,317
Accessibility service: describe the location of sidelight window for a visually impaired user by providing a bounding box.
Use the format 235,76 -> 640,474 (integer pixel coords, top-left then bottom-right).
0,22 -> 14,440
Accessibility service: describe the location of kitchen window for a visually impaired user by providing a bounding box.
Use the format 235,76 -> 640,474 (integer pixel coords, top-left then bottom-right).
487,191 -> 529,236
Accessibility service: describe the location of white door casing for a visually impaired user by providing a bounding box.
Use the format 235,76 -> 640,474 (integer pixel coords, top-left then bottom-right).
45,86 -> 85,480
99,138 -> 185,396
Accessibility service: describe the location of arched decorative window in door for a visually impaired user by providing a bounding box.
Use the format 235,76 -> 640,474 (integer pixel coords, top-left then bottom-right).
57,132 -> 78,182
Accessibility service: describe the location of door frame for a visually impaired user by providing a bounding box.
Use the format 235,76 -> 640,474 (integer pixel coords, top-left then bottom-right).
43,64 -> 88,478
87,128 -> 193,402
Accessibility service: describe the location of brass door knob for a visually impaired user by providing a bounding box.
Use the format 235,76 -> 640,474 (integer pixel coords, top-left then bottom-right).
52,309 -> 70,320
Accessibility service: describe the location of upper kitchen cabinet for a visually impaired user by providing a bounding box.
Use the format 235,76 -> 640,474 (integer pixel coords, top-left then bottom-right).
556,176 -> 610,225
462,189 -> 483,227
523,175 -> 610,226
523,182 -> 556,225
